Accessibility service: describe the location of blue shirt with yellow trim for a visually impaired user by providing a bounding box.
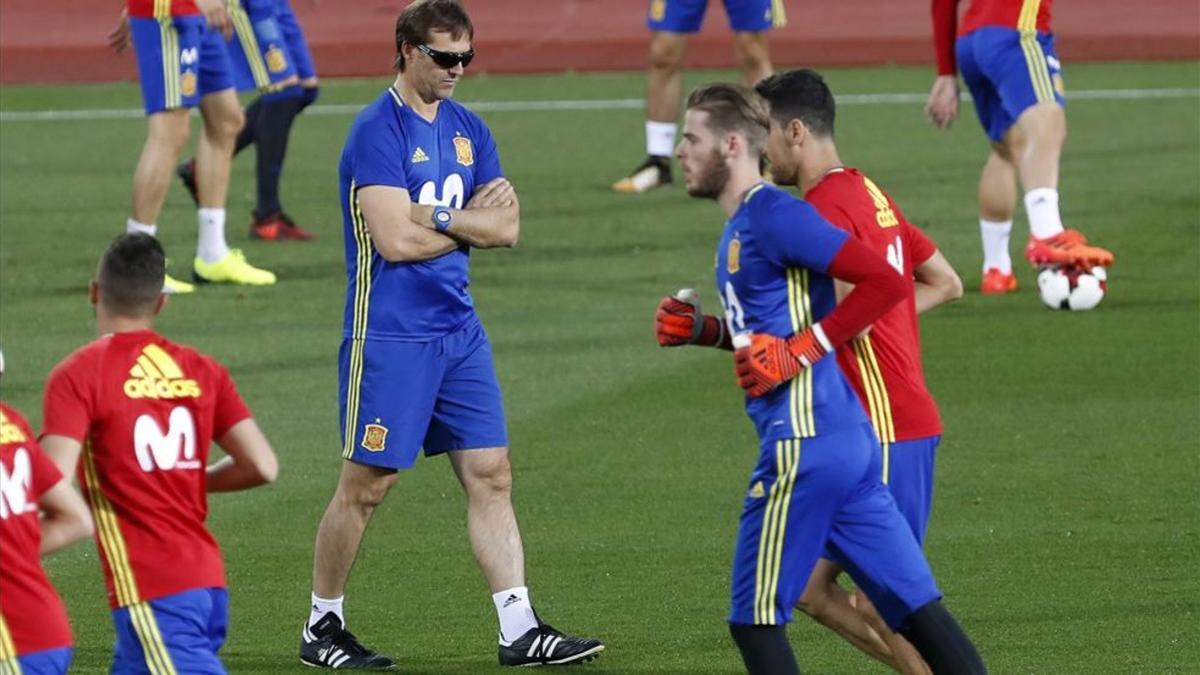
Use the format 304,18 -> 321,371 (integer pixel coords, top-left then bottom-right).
338,88 -> 503,341
714,183 -> 870,441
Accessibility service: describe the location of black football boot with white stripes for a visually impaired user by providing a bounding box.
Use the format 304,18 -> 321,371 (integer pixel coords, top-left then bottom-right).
300,612 -> 397,670
498,622 -> 605,667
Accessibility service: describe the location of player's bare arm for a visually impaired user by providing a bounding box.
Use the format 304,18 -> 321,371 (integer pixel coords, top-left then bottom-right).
195,0 -> 232,39
358,185 -> 458,262
107,8 -> 131,54
207,418 -> 279,492
925,76 -> 960,129
38,435 -> 83,484
411,178 -> 521,249
37,478 -> 94,555
913,249 -> 963,314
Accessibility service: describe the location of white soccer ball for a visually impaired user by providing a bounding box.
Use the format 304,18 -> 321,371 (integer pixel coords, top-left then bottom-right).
1036,265 -> 1108,311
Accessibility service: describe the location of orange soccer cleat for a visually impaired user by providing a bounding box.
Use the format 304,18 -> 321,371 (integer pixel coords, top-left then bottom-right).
1024,229 -> 1114,268
250,212 -> 315,241
980,268 -> 1018,295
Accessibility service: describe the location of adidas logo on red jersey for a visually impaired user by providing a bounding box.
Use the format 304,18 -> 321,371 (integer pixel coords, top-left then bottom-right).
122,345 -> 201,400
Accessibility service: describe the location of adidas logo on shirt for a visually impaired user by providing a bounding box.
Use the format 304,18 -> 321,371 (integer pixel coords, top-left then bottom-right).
411,147 -> 429,163
123,345 -> 201,400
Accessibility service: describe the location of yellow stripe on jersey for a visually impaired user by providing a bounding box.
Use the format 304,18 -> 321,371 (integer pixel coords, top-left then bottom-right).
1017,0 -> 1041,33
230,5 -> 272,89
786,268 -> 816,437
771,0 -> 788,28
753,439 -> 801,624
0,615 -> 18,671
82,443 -> 141,606
852,336 -> 896,444
1020,33 -> 1056,103
154,0 -> 170,20
130,602 -> 178,675
342,182 -> 373,459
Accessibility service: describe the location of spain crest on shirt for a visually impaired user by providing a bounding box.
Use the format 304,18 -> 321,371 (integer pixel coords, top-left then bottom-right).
453,136 -> 474,167
727,238 -> 741,274
361,422 -> 388,452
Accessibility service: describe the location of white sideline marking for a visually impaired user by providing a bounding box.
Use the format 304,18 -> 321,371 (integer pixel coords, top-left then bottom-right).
0,88 -> 1196,122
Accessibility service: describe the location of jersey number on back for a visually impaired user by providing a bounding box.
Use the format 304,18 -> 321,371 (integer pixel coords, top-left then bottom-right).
886,235 -> 905,276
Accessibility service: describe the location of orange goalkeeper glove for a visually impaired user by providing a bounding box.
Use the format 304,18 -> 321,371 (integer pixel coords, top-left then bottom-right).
655,290 -> 726,347
733,328 -> 830,397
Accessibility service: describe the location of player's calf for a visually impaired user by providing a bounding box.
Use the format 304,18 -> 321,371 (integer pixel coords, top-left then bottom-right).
899,601 -> 986,675
729,623 -> 800,675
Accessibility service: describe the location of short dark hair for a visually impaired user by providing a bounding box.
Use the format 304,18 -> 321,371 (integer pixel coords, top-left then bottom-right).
685,83 -> 770,152
755,69 -> 836,138
394,0 -> 474,71
97,233 -> 165,316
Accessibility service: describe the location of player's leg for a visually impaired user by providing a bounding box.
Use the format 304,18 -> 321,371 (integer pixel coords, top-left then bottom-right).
731,32 -> 771,86
795,559 -> 899,668
127,15 -> 206,294
978,28 -> 1111,268
978,144 -> 1020,293
728,434 -> 864,674
190,25 -> 276,286
427,320 -> 602,666
302,339 -> 441,669
613,0 -> 705,193
725,0 -> 783,86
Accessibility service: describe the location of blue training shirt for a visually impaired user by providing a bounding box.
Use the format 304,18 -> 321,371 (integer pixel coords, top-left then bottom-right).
714,183 -> 871,442
339,88 -> 504,340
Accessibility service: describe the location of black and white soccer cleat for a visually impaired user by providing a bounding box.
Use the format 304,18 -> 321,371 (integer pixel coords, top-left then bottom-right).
300,612 -> 397,670
498,622 -> 604,667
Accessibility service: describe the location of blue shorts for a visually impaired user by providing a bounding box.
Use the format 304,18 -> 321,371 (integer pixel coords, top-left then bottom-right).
11,647 -> 72,675
111,588 -> 228,675
275,0 -> 317,81
729,426 -> 941,631
957,27 -> 1066,142
647,0 -> 785,33
884,436 -> 940,546
226,0 -> 299,93
339,318 -> 509,470
131,16 -> 234,114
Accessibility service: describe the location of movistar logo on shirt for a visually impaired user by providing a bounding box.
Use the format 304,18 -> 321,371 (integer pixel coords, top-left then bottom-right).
411,147 -> 430,163
123,345 -> 201,400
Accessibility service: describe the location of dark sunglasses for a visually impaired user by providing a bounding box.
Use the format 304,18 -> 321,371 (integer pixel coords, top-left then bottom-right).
416,44 -> 474,69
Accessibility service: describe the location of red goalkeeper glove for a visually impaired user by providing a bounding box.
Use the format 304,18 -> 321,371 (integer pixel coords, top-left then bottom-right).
655,291 -> 726,347
733,328 -> 830,397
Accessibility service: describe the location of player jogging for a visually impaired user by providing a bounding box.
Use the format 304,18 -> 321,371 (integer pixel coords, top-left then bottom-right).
756,68 -> 965,674
654,83 -> 986,674
1,352 -> 94,675
925,0 -> 1113,295
39,233 -> 280,673
301,1 -> 603,668
612,0 -> 785,193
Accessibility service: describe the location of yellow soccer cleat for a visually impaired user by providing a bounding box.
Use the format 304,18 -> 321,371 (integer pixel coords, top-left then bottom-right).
163,273 -> 196,294
193,249 -> 277,286
612,156 -> 672,193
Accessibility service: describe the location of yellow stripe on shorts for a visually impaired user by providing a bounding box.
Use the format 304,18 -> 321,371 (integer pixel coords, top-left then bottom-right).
753,439 -> 801,624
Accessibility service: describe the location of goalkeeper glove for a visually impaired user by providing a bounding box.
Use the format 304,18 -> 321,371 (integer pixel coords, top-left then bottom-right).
733,328 -> 830,397
655,289 -> 726,347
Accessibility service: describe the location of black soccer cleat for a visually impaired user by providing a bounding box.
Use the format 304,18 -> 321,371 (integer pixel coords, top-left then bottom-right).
498,622 -> 604,667
176,159 -> 200,206
612,155 -> 673,193
300,612 -> 397,670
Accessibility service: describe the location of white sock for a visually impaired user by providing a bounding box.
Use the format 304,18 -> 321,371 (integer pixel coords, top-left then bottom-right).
126,218 -> 157,237
308,594 -> 344,630
980,219 -> 1013,274
493,586 -> 537,644
646,120 -> 677,158
1024,188 -> 1064,240
196,208 -> 229,263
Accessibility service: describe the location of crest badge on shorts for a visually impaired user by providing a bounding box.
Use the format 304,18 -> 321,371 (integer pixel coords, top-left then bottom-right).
180,71 -> 197,98
453,136 -> 474,167
361,422 -> 388,452
266,45 -> 288,73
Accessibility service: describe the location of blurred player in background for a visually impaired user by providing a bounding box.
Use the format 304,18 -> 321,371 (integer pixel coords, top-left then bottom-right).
39,233 -> 279,673
612,0 -> 784,193
301,1 -> 603,668
1,352 -> 94,675
109,0 -> 278,293
654,83 -> 985,674
179,0 -> 319,241
925,0 -> 1113,294
757,68 -> 964,675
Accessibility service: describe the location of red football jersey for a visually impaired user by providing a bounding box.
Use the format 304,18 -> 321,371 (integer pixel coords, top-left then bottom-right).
932,0 -> 1054,75
806,168 -> 943,443
0,403 -> 73,656
41,330 -> 251,609
127,0 -> 200,19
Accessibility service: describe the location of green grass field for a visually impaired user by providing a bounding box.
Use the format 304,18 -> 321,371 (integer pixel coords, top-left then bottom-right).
1,62 -> 1198,673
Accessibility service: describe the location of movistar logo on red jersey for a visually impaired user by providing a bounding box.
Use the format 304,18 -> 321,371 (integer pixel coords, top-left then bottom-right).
123,345 -> 201,400
0,410 -> 28,445
135,406 -> 201,472
0,447 -> 36,519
